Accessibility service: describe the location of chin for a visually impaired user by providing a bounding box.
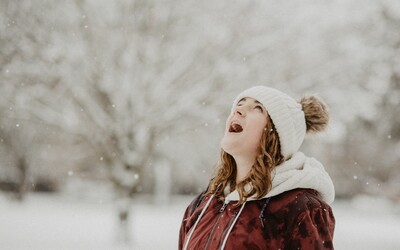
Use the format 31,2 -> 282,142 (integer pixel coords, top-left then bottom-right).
220,138 -> 239,156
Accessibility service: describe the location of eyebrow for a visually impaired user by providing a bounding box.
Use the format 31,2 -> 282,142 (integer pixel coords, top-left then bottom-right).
237,97 -> 262,105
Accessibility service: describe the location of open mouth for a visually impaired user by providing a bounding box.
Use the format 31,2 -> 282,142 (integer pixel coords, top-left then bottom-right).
229,122 -> 243,133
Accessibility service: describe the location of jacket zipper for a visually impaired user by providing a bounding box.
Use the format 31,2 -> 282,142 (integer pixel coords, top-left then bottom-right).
204,201 -> 229,250
219,202 -> 228,212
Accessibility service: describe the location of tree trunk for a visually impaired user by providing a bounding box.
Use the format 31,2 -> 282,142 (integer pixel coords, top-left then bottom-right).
115,196 -> 132,244
16,156 -> 27,201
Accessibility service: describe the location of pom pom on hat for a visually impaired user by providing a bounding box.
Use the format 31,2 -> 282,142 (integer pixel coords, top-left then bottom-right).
300,96 -> 329,134
232,86 -> 329,160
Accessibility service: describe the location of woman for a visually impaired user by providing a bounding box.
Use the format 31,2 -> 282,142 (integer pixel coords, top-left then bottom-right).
179,86 -> 335,250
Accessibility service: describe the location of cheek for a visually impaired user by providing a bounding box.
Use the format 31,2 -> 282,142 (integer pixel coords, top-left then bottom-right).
247,118 -> 267,141
249,127 -> 264,143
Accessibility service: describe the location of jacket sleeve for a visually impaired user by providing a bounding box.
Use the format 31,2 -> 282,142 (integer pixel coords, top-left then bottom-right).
178,192 -> 206,250
178,204 -> 192,250
285,206 -> 335,250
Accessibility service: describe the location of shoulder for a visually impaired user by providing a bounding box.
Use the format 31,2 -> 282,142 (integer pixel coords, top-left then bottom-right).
268,189 -> 334,227
270,188 -> 331,212
180,190 -> 217,234
280,190 -> 336,249
184,191 -> 208,216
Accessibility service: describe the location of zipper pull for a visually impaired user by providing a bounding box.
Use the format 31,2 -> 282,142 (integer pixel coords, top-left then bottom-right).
220,201 -> 229,212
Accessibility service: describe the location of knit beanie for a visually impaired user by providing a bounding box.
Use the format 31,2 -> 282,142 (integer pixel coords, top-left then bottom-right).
232,86 -> 329,160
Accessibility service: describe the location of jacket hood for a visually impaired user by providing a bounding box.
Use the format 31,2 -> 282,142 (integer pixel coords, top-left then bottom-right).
224,152 -> 335,204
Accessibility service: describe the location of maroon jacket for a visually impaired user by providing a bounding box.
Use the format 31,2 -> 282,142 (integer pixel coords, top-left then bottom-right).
179,188 -> 335,250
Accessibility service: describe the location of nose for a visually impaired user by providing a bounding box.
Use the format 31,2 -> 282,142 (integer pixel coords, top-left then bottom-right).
234,106 -> 246,116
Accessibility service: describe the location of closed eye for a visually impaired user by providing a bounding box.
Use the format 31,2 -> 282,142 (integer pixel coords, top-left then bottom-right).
255,105 -> 263,111
237,98 -> 246,107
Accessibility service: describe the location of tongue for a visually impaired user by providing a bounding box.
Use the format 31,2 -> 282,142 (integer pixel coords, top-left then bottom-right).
232,124 -> 243,133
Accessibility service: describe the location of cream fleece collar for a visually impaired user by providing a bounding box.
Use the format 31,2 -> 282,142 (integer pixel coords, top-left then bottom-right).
224,152 -> 335,204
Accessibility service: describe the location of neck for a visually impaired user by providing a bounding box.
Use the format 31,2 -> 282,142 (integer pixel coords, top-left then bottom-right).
233,155 -> 254,183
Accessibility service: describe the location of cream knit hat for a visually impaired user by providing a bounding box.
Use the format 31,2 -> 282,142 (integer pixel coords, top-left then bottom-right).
232,86 -> 306,160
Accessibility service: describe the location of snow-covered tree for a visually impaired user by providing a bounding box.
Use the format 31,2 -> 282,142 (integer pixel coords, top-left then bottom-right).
2,0 -> 400,244
1,0 -> 243,242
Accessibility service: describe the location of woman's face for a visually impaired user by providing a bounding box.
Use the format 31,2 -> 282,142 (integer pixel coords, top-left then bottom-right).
221,97 -> 268,158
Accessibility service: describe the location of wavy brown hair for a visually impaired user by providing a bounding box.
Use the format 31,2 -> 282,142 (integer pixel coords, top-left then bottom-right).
206,115 -> 284,205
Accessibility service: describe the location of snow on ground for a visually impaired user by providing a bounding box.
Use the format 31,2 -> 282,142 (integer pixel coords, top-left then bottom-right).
332,196 -> 400,250
0,193 -> 399,250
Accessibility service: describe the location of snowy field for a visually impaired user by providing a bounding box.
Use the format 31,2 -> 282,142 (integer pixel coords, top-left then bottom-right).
1,193 -> 400,250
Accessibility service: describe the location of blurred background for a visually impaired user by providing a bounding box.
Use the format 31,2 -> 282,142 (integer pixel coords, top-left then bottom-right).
1,0 -> 399,249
